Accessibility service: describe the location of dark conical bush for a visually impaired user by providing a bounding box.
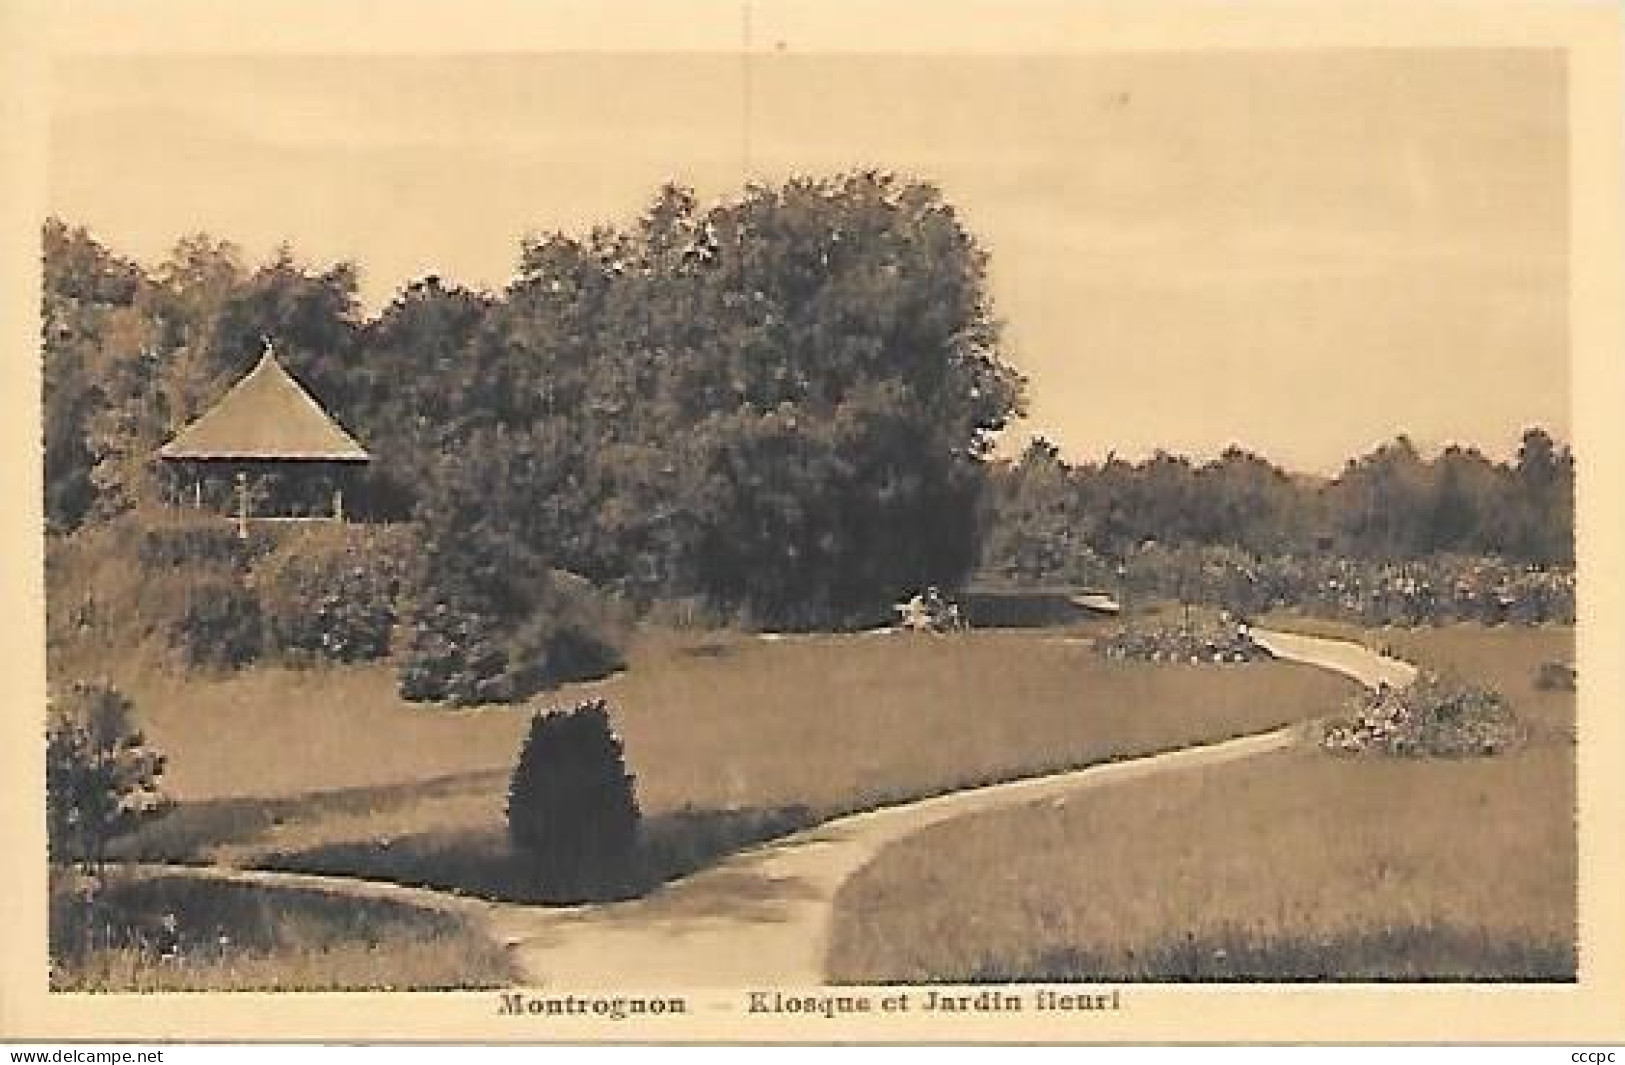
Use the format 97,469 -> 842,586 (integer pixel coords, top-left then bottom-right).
506,698 -> 640,897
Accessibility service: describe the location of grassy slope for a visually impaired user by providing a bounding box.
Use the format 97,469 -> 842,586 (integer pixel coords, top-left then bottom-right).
105,630 -> 1353,900
114,630 -> 1352,807
826,625 -> 1577,982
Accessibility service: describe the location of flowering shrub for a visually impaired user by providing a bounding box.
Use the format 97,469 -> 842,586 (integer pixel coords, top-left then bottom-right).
1095,616 -> 1263,665
397,605 -> 519,705
254,530 -> 412,663
1120,546 -> 1574,627
1321,674 -> 1525,757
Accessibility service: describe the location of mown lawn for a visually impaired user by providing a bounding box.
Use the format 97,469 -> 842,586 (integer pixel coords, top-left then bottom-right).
825,624 -> 1576,983
107,628 -> 1354,902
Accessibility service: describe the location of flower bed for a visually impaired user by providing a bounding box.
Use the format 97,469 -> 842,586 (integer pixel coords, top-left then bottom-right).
1095,617 -> 1263,665
1321,674 -> 1525,757
1120,546 -> 1575,627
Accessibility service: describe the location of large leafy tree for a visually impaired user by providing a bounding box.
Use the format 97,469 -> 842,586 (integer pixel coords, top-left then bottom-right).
979,429 -> 1575,575
665,174 -> 1022,622
349,277 -> 494,515
423,173 -> 1026,626
1422,444 -> 1506,555
42,220 -> 162,526
48,190 -> 1578,663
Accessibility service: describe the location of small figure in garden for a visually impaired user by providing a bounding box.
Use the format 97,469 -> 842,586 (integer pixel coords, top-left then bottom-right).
894,593 -> 929,630
894,586 -> 966,633
155,912 -> 181,961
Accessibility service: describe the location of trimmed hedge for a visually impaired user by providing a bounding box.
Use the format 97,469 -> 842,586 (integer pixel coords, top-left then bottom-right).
506,698 -> 641,898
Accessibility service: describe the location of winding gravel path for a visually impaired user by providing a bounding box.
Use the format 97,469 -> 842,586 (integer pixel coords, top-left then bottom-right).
486,725 -> 1302,987
120,628 -> 1416,988
1249,628 -> 1417,690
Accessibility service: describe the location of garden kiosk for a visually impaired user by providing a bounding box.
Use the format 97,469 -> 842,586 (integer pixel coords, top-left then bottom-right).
156,341 -> 370,535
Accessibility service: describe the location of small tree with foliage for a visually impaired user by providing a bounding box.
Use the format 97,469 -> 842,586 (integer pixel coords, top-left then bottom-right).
46,681 -> 170,872
506,699 -> 640,897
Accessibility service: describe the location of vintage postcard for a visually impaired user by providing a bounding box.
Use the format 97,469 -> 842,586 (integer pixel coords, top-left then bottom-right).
2,0 -> 1622,1045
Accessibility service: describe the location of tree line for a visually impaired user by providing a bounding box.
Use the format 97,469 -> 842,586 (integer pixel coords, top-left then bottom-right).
982,430 -> 1574,590
43,173 -> 1573,641
44,173 -> 1024,630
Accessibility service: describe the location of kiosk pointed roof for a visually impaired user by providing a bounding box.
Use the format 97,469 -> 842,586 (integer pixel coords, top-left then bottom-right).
157,346 -> 370,462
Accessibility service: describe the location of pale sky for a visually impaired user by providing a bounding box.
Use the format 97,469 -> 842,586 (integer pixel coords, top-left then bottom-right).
47,50 -> 1568,472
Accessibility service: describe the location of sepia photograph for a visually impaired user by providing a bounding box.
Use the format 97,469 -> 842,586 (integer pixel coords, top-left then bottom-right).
4,0 -> 1623,1046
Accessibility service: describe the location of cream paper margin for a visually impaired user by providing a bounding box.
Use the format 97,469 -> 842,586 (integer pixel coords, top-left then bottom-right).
0,0 -> 1620,1044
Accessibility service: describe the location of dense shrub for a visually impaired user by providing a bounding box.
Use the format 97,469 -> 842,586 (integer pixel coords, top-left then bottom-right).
254,528 -> 413,663
399,438 -> 632,705
1321,673 -> 1526,757
506,699 -> 641,897
528,571 -> 629,679
135,516 -> 275,573
47,681 -> 169,870
51,516 -> 430,674
399,569 -> 627,706
170,575 -> 264,669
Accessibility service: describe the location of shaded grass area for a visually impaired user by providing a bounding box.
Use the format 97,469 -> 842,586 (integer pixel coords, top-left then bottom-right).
251,805 -> 819,905
827,626 -> 1576,983
109,631 -> 1354,903
50,869 -> 513,991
